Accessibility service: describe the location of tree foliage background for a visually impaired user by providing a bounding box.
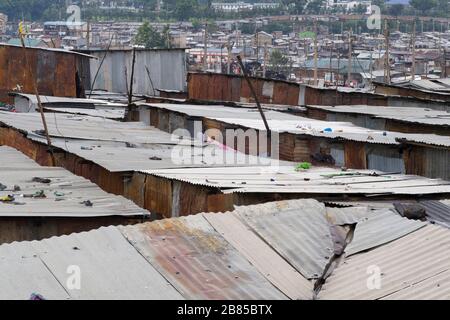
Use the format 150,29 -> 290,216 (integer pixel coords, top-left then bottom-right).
0,0 -> 448,22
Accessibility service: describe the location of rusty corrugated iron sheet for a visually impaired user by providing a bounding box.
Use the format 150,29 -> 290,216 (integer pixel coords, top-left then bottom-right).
188,72 -> 300,105
120,214 -> 288,300
187,73 -> 450,110
0,44 -> 91,104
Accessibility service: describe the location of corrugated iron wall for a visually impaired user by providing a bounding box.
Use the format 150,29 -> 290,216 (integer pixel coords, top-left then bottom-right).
366,145 -> 405,173
0,216 -> 137,244
187,73 -> 450,111
188,73 -> 300,105
404,145 -> 450,180
375,82 -> 450,103
0,45 -> 86,104
85,49 -> 187,96
423,147 -> 450,180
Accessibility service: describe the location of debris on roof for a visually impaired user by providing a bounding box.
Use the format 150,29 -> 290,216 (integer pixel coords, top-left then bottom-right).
2,198 -> 447,300
0,146 -> 147,218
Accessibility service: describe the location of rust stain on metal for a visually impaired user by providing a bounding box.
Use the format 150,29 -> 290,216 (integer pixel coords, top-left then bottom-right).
121,215 -> 286,299
0,45 -> 88,103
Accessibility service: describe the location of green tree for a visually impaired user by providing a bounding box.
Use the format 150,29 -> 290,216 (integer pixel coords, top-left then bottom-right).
190,18 -> 202,31
372,0 -> 387,13
388,4 -> 405,16
269,49 -> 289,74
409,0 -> 437,14
305,0 -> 325,14
134,22 -> 167,48
173,0 -> 199,21
286,0 -> 308,14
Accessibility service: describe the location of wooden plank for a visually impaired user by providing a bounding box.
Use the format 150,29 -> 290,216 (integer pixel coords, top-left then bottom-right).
344,141 -> 367,169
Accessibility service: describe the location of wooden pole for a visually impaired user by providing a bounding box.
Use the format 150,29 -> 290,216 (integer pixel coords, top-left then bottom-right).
227,38 -> 231,74
236,55 -> 270,133
384,20 -> 391,85
263,43 -> 268,78
203,22 -> 208,72
411,19 -> 416,80
348,28 -> 352,86
128,47 -> 136,105
313,19 -> 318,87
19,33 -> 55,166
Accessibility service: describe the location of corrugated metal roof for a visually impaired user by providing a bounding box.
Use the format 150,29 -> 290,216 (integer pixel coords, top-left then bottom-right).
421,200 -> 450,227
345,209 -> 425,256
234,199 -> 334,280
0,146 -> 148,217
307,105 -> 450,127
411,80 -> 450,93
143,103 -> 402,145
396,134 -> 450,148
204,211 -> 313,300
119,214 -> 287,300
0,43 -> 96,58
142,165 -> 450,197
13,93 -> 124,107
0,198 -> 448,300
12,93 -> 127,120
43,107 -> 126,120
319,225 -> 450,300
326,206 -> 373,225
0,112 -> 264,172
0,226 -> 183,300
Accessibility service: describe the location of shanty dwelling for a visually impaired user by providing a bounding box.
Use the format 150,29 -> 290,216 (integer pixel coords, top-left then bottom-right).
305,105 -> 450,136
78,48 -> 187,97
135,103 -> 450,180
0,44 -> 94,104
187,72 -> 450,111
0,146 -> 149,244
0,198 -> 449,300
10,93 -> 128,120
1,111 -> 450,218
373,81 -> 450,103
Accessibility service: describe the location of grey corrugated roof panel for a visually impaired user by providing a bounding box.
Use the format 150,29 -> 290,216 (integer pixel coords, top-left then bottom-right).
42,106 -> 126,119
325,207 -> 373,225
411,79 -> 450,92
345,209 -> 426,256
30,134 -> 267,172
143,103 -> 401,145
436,78 -> 450,87
418,200 -> 450,227
0,226 -> 183,300
0,112 -> 269,172
43,107 -> 126,120
307,105 -> 450,127
396,134 -> 450,148
0,43 -> 96,59
381,269 -> 450,300
318,225 -> 450,300
119,214 -> 287,300
141,103 -> 301,121
0,146 -> 148,217
12,93 -> 125,107
324,201 -> 397,210
0,111 -> 175,144
233,199 -> 334,280
0,146 -> 41,169
142,166 -> 450,196
203,211 -> 313,300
